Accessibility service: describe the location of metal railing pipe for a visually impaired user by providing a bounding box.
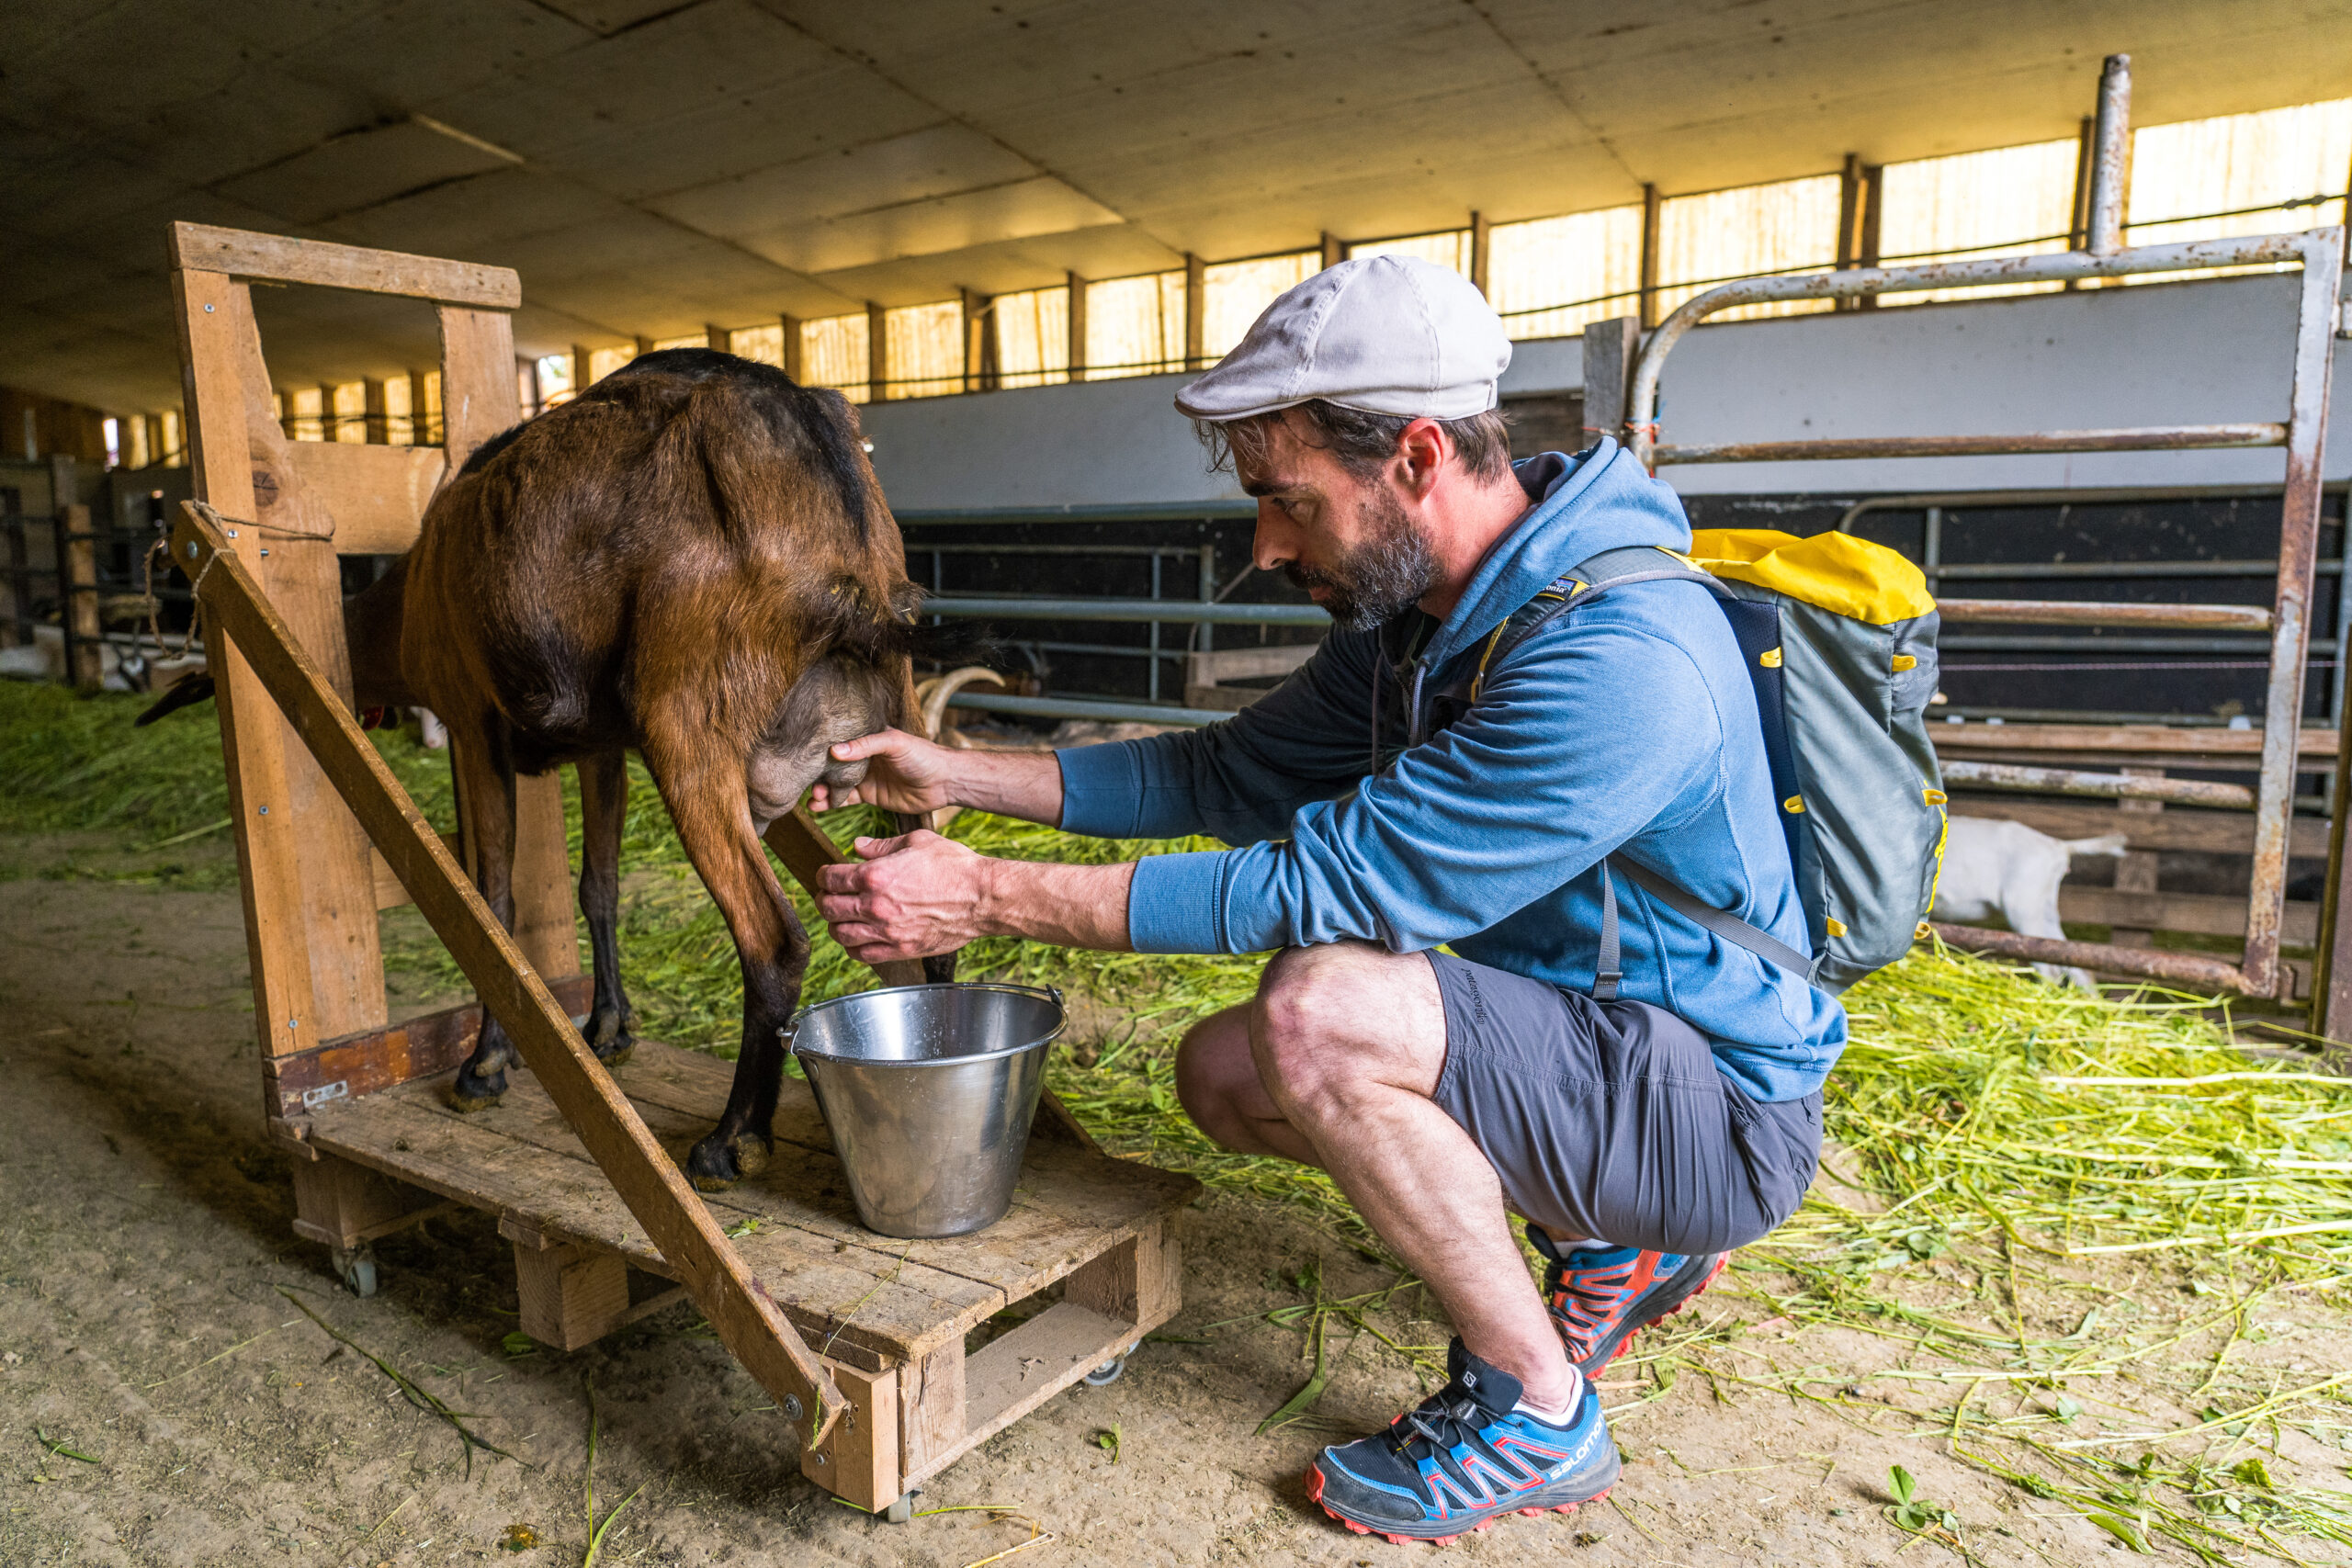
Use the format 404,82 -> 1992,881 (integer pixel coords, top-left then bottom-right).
2088,54 -> 2132,255
1833,483 -> 2290,533
1939,760 -> 2256,808
946,692 -> 1226,727
922,595 -> 1329,626
1936,598 -> 2272,630
1660,423 -> 2285,466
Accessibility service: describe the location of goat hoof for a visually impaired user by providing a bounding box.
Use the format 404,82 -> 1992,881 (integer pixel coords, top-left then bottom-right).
448,1061 -> 508,1112
685,1130 -> 770,1192
593,1038 -> 635,1068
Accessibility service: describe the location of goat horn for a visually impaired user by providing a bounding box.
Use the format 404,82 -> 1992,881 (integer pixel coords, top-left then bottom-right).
920,665 -> 1008,739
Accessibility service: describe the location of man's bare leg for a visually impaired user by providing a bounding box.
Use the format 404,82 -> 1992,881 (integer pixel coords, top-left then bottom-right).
1174,941 -> 1575,1413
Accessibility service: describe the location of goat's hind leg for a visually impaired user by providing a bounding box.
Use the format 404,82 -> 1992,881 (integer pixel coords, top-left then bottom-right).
449,720 -> 525,1111
578,749 -> 636,1065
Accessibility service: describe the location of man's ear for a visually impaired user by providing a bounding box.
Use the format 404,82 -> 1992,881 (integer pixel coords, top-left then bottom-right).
1395,417 -> 1451,500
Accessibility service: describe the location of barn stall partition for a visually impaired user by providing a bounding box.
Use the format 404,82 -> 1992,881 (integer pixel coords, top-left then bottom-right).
165,221 -> 1195,1520
1596,55 -> 2348,1033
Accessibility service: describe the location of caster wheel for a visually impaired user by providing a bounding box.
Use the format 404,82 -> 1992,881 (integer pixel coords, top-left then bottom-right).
883,1494 -> 914,1524
333,1245 -> 378,1299
1082,1341 -> 1140,1387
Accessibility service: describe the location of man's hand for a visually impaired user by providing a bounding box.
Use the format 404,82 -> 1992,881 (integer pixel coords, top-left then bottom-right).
808,728 -> 957,815
809,725 -> 1069,828
817,830 -> 989,963
816,830 -> 1139,959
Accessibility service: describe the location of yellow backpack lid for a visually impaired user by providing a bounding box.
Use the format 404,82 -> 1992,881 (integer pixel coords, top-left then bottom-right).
1683,528 -> 1936,626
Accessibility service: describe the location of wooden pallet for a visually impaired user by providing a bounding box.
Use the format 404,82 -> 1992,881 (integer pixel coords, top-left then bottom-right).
284,1037 -> 1197,1513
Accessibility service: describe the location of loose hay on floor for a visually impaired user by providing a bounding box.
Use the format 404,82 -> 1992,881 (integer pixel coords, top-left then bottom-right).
11,682 -> 2352,1559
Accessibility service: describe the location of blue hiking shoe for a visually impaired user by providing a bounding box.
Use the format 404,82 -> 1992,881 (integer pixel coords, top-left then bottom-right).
1304,1338 -> 1619,1545
1527,1227 -> 1725,1378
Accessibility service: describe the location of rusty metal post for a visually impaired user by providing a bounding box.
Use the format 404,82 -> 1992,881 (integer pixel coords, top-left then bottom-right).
1583,317 -> 1638,447
2086,55 -> 2132,256
2245,230 -> 2344,1002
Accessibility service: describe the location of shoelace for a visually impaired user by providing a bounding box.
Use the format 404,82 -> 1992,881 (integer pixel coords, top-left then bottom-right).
1387,1391 -> 1489,1458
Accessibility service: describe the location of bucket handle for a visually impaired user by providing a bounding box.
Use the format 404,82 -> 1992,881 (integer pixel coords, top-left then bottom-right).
775,981 -> 1066,1043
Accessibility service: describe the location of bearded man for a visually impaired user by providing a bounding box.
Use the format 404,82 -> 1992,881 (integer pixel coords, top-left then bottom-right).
810,255 -> 1842,1545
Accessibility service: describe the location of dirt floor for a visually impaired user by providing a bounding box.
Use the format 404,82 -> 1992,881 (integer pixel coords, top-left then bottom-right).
5,836 -> 2350,1567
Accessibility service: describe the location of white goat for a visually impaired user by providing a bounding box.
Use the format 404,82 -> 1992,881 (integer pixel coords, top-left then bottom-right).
1932,816 -> 2128,988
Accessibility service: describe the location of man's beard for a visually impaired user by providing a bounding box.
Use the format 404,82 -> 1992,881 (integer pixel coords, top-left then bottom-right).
1283,485 -> 1442,630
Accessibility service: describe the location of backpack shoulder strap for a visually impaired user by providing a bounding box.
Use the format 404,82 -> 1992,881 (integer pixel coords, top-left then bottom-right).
1472,547 -> 1817,991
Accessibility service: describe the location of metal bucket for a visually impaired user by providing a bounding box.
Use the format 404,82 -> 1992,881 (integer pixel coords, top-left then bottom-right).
789,983 -> 1065,1239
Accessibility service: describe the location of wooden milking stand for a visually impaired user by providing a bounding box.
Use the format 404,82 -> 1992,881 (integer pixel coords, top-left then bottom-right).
170,222 -> 1196,1518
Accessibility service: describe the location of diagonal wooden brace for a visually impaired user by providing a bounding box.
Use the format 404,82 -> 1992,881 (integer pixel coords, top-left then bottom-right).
171,500 -> 845,1445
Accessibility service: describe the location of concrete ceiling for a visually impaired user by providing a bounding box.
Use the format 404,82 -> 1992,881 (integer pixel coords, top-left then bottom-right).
6,0 -> 2349,412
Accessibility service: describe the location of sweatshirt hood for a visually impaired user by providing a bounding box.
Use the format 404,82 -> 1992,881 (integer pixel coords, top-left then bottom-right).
1419,439 -> 1693,671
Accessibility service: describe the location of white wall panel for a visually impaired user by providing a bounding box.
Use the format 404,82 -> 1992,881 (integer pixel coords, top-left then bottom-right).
861,274 -> 2352,513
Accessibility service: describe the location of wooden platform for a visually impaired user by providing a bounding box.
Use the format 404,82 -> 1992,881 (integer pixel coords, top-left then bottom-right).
282,1038 -> 1200,1513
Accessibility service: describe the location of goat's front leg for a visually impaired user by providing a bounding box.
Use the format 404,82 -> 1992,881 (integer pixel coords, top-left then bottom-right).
448,721 -> 523,1111
646,749 -> 809,1191
578,749 -> 636,1065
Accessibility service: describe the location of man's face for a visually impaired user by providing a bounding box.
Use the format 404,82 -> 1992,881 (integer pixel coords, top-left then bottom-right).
1239,413 -> 1441,631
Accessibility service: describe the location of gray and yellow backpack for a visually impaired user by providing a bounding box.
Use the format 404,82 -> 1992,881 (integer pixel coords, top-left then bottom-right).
1478,529 -> 1947,994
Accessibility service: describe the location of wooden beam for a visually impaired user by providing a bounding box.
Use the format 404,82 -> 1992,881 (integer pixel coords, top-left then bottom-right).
171,222 -> 519,309
169,497 -> 844,1444
1935,723 -> 2336,760
175,271 -> 386,1050
1855,162 -> 1884,310
361,378 -> 390,444
1182,254 -> 1205,370
960,288 -> 991,395
780,315 -> 804,383
866,302 -> 888,403
2057,886 -> 2319,945
1638,185 -> 1662,329
1319,231 -> 1344,270
799,1358 -> 899,1510
56,504 -> 101,689
704,324 -> 730,354
1468,210 -> 1491,295
266,973 -> 596,1121
277,444 -> 447,555
1065,271 -> 1088,384
1951,800 -> 2330,859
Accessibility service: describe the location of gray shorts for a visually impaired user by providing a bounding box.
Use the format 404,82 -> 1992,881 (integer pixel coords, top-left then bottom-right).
1427,951 -> 1822,1256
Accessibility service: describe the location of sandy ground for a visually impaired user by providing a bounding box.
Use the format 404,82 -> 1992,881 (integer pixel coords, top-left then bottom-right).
5,840 -> 2349,1567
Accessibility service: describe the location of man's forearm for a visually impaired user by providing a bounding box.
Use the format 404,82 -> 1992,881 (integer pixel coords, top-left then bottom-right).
978,856 -> 1135,951
950,747 -> 1067,827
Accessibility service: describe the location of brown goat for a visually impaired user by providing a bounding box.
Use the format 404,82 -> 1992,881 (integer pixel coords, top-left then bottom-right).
392,348 -> 955,1189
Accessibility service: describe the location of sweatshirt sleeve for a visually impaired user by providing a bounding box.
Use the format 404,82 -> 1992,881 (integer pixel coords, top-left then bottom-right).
1055,628 -> 1382,844
1122,607 -> 1724,954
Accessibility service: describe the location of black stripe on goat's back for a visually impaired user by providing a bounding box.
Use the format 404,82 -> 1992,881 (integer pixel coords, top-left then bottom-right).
587,349 -> 876,542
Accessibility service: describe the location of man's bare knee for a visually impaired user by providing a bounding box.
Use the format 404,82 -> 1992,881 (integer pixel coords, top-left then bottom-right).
1174,1005 -> 1256,1142
1251,942 -> 1441,1111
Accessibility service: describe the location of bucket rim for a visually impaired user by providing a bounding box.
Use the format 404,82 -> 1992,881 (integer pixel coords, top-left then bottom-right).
786,981 -> 1067,1066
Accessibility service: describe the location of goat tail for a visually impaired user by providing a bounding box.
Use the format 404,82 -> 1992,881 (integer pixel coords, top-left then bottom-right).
2064,833 -> 2130,858
135,671 -> 217,726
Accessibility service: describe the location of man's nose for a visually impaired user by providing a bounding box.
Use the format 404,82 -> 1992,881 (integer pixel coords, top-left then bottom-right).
1252,502 -> 1294,572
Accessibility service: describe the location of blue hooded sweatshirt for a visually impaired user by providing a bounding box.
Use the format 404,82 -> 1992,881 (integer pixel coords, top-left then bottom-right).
1054,441 -> 1848,1102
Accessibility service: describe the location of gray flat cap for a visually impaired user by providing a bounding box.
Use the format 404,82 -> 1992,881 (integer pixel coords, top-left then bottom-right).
1176,254 -> 1512,423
